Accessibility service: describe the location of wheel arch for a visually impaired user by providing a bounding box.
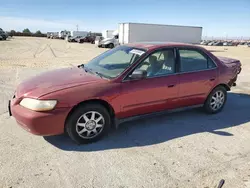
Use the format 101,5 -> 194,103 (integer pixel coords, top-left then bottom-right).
64,99 -> 116,131
205,83 -> 230,102
214,83 -> 230,91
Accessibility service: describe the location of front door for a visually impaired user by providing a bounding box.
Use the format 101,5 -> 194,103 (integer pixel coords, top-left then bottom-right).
118,48 -> 180,118
177,48 -> 218,107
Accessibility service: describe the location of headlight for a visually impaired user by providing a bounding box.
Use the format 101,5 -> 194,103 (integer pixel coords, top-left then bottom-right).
20,98 -> 57,111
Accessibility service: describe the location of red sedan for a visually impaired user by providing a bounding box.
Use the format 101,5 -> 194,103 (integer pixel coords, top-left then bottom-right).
9,42 -> 242,144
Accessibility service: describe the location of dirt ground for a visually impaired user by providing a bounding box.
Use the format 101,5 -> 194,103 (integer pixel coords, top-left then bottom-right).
0,37 -> 250,188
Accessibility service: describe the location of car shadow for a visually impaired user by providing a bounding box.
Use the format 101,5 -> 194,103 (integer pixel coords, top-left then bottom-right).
44,92 -> 250,152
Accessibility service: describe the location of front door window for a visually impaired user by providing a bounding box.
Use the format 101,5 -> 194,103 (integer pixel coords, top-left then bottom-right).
135,49 -> 176,77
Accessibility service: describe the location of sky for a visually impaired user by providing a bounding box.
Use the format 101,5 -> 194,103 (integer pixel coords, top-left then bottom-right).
0,0 -> 250,38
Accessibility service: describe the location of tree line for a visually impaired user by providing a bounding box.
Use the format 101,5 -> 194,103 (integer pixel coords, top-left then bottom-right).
8,28 -> 46,37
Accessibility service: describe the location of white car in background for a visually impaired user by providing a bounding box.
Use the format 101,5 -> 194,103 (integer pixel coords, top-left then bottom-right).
94,36 -> 104,46
97,34 -> 119,48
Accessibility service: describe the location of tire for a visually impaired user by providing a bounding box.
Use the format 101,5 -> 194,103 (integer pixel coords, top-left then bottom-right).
108,43 -> 114,48
204,86 -> 227,114
66,103 -> 111,144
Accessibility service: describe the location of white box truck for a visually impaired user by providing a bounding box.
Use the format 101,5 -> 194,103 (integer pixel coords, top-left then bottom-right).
70,31 -> 88,38
119,23 -> 202,44
58,30 -> 71,39
65,31 -> 89,41
102,30 -> 115,39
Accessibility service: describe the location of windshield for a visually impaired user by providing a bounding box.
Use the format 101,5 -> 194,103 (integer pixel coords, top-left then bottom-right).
84,46 -> 146,79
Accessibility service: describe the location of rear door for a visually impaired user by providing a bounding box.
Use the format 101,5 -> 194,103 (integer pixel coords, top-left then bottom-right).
177,48 -> 218,107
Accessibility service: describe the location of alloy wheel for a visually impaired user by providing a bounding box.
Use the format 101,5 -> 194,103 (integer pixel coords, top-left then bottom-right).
210,90 -> 225,111
76,111 -> 105,139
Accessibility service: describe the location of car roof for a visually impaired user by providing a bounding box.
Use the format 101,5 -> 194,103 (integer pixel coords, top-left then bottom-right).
125,42 -> 199,50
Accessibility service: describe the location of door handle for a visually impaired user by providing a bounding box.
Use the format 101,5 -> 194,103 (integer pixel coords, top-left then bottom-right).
209,78 -> 215,81
168,84 -> 175,88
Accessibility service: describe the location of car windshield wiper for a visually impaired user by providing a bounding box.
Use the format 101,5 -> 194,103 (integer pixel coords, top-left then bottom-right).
78,64 -> 109,79
78,64 -> 92,73
95,71 -> 105,78
77,64 -> 85,69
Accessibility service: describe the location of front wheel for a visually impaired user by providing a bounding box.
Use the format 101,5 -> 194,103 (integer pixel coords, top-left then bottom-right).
108,43 -> 114,48
204,86 -> 227,114
66,104 -> 111,144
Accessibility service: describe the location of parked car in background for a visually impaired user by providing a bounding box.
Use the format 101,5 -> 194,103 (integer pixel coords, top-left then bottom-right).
59,30 -> 71,39
0,35 -> 3,40
48,32 -> 59,39
248,43 -> 250,47
68,36 -> 82,42
0,29 -> 8,40
203,41 -> 211,45
94,36 -> 104,46
78,35 -> 96,44
200,40 -> 210,45
77,33 -> 102,44
213,41 -> 224,46
208,41 -> 215,46
200,41 -> 205,45
232,42 -> 239,46
239,42 -> 247,45
98,34 -> 119,48
47,32 -> 53,38
9,42 -> 242,144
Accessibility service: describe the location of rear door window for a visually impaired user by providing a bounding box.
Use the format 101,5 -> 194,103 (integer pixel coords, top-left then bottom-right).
179,49 -> 216,72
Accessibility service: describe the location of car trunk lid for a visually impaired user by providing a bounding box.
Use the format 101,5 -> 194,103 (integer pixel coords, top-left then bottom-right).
217,56 -> 241,68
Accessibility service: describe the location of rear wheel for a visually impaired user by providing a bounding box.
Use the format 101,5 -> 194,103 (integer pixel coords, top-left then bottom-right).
66,104 -> 111,144
204,86 -> 227,114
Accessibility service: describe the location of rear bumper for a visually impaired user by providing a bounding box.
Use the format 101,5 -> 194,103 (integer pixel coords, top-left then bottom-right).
228,69 -> 241,87
238,67 -> 242,74
11,103 -> 70,136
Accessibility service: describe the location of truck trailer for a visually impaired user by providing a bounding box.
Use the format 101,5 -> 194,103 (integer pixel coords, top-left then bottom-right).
70,31 -> 88,38
102,30 -> 115,39
119,23 -> 202,45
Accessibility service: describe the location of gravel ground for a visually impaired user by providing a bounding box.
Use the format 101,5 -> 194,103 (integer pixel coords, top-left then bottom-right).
0,37 -> 250,188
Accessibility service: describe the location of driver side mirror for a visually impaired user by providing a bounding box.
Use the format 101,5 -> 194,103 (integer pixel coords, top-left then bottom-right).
129,69 -> 147,80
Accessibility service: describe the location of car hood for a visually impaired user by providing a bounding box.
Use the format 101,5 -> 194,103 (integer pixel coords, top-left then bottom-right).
16,67 -> 106,99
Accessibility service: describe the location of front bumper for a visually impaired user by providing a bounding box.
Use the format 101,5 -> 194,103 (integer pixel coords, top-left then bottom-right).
98,44 -> 108,48
9,99 -> 70,136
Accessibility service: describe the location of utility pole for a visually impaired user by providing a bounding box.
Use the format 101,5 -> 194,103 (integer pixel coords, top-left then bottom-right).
76,24 -> 79,31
